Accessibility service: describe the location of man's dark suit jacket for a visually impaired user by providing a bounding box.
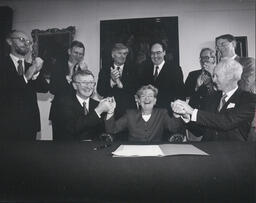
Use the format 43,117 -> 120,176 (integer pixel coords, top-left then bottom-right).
188,89 -> 256,141
184,69 -> 215,109
139,60 -> 185,112
49,58 -> 75,96
49,58 -> 75,122
97,62 -> 138,119
51,93 -> 104,141
0,56 -> 49,140
105,108 -> 183,142
235,56 -> 255,93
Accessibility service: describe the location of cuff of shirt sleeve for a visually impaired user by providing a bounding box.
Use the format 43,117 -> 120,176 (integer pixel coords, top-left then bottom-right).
94,109 -> 101,118
32,72 -> 40,80
191,109 -> 198,122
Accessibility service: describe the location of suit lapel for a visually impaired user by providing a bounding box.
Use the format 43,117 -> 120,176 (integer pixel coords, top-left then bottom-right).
88,98 -> 98,112
219,89 -> 240,113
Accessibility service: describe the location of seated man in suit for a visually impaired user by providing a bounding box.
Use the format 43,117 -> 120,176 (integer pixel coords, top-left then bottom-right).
51,70 -> 113,141
105,84 -> 184,142
0,30 -> 49,140
172,59 -> 255,141
216,34 -> 256,141
185,48 -> 216,109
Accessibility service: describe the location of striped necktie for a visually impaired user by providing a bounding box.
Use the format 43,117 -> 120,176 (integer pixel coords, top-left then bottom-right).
17,60 -> 24,76
83,101 -> 88,115
218,94 -> 227,111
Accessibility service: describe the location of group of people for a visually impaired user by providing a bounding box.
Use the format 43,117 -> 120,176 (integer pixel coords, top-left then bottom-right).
1,30 -> 255,142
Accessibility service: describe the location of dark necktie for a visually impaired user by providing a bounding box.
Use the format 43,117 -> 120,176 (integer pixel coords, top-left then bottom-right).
83,101 -> 88,115
116,66 -> 121,78
74,63 -> 81,73
17,60 -> 24,76
218,94 -> 227,111
153,66 -> 159,81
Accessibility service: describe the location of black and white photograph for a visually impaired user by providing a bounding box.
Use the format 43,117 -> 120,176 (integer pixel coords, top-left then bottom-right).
0,0 -> 255,202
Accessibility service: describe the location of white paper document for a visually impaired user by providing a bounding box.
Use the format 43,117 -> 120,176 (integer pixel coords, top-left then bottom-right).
112,144 -> 208,157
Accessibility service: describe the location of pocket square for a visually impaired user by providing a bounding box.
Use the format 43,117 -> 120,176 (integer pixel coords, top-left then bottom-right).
227,103 -> 235,109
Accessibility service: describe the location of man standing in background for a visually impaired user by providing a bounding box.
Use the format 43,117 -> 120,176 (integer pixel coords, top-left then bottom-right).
139,41 -> 185,114
216,34 -> 256,141
97,43 -> 138,119
0,30 -> 48,140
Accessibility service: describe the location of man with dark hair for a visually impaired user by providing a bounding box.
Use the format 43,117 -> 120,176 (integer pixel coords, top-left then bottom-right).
138,41 -> 185,114
0,30 -> 48,140
216,34 -> 255,93
172,59 -> 255,141
97,42 -> 138,119
50,40 -> 88,96
51,70 -> 113,141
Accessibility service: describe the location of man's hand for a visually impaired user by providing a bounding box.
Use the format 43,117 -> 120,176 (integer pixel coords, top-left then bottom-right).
25,57 -> 44,80
95,97 -> 116,115
202,61 -> 215,76
111,67 -> 123,88
171,100 -> 194,115
110,67 -> 120,82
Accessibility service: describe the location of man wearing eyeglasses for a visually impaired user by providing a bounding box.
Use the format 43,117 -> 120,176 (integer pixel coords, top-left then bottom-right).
0,30 -> 48,140
51,70 -> 114,140
185,48 -> 216,109
138,42 -> 185,114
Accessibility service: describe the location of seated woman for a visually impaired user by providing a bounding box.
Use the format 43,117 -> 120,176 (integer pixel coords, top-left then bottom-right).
105,85 -> 183,142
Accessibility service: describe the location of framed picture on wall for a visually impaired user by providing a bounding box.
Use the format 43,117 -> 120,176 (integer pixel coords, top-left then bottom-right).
100,16 -> 179,70
235,36 -> 248,57
31,26 -> 75,79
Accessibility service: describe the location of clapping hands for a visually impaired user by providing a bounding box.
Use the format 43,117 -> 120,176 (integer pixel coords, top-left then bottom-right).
25,57 -> 44,80
110,67 -> 123,88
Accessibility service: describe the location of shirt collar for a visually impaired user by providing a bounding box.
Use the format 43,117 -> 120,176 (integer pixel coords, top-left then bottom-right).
10,53 -> 25,68
114,63 -> 124,69
154,60 -> 165,72
76,95 -> 90,109
223,86 -> 238,101
221,54 -> 237,60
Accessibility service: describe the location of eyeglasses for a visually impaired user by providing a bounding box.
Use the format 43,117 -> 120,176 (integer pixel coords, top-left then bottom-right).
216,41 -> 230,48
74,81 -> 95,86
200,56 -> 215,60
140,95 -> 155,99
151,51 -> 163,56
11,37 -> 33,45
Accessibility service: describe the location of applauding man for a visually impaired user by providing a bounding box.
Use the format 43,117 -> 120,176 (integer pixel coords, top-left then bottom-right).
0,30 -> 48,140
172,59 -> 255,141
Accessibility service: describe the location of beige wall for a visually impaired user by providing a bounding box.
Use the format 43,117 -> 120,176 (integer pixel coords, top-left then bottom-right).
1,0 -> 255,140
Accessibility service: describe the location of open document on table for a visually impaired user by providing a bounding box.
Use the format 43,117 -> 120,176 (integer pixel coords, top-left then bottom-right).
112,144 -> 209,157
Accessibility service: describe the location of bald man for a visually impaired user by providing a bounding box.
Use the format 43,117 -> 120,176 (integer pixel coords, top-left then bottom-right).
0,30 -> 48,140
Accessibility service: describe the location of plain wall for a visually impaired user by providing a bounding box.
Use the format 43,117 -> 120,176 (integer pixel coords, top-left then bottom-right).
0,0 -> 255,140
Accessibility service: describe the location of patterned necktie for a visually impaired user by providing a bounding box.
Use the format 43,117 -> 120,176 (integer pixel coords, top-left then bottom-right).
153,66 -> 159,81
17,60 -> 24,76
218,94 -> 227,111
83,101 -> 88,115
